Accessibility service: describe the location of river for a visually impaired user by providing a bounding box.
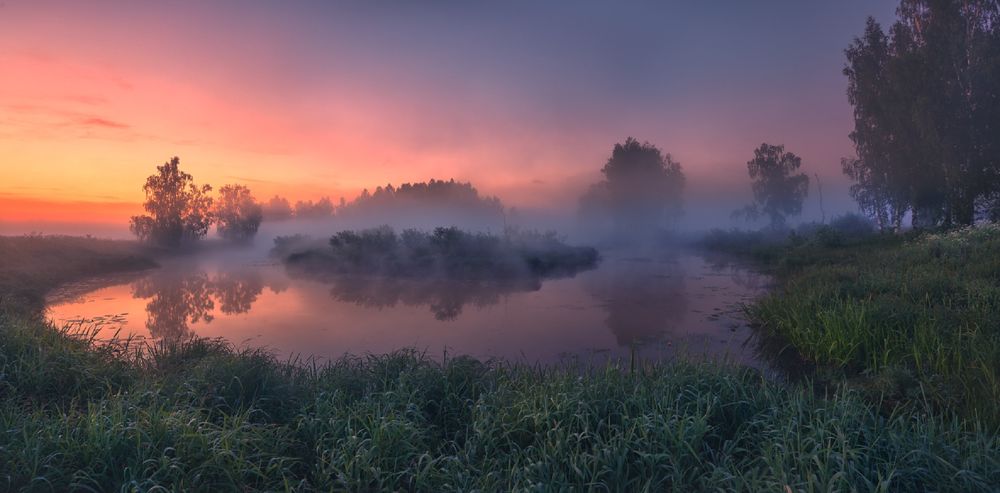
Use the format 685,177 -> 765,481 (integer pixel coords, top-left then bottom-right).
46,244 -> 772,367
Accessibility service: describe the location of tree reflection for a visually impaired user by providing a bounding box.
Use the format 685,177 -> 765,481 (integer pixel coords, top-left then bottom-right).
213,271 -> 265,314
584,254 -> 689,347
288,268 -> 541,321
132,272 -> 215,341
131,269 -> 266,341
701,253 -> 770,292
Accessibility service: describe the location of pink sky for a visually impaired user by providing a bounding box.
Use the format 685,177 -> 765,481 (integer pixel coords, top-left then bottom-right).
0,1 -> 898,229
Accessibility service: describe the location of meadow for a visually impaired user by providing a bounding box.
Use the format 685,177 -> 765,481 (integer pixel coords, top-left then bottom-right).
0,233 -> 998,491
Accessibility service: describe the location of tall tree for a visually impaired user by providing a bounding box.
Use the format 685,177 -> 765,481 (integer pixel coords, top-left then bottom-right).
130,157 -> 213,247
844,1 -> 1000,227
842,19 -> 912,231
579,137 -> 685,235
214,184 -> 263,241
738,143 -> 809,229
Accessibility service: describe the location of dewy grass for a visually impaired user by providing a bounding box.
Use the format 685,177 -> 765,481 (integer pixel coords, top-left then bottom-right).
747,223 -> 1000,426
1,318 -> 999,491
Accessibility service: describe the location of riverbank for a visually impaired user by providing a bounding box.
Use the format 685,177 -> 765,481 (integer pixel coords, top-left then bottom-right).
0,235 -> 158,314
1,235 -> 998,490
707,224 -> 1000,427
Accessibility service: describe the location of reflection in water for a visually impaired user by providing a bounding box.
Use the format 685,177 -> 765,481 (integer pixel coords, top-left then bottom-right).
290,269 -> 542,321
702,254 -> 770,292
585,254 -> 688,346
132,269 -> 265,341
214,271 -> 265,314
47,250 -> 772,367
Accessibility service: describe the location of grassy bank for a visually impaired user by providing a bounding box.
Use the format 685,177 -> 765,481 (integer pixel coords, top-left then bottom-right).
712,224 -> 1000,426
1,235 -> 998,490
0,235 -> 157,313
2,323 -> 998,491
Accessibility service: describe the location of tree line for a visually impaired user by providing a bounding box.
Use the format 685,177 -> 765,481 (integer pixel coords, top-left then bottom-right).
130,159 -> 508,247
261,179 -> 504,222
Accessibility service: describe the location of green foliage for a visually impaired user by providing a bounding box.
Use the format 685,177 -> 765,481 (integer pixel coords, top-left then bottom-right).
748,224 -> 1000,425
1,322 -> 998,492
1,234 -> 998,490
844,2 -> 1000,228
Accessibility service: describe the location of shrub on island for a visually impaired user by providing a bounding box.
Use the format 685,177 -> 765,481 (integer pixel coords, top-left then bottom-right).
274,226 -> 599,280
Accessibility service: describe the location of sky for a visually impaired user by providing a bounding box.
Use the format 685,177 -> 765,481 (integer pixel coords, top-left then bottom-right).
0,0 -> 899,233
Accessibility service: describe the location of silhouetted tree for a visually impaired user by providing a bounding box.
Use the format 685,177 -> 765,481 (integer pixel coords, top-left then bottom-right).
844,2 -> 1000,227
262,195 -> 294,220
579,137 -> 685,235
214,184 -> 263,241
737,143 -> 809,229
129,157 -> 213,247
294,197 -> 335,218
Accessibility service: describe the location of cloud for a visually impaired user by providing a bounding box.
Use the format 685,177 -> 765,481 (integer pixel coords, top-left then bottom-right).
223,175 -> 281,186
79,116 -> 129,129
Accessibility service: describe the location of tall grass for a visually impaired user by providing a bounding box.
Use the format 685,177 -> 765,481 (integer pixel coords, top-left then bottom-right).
747,224 -> 1000,425
1,318 -> 998,491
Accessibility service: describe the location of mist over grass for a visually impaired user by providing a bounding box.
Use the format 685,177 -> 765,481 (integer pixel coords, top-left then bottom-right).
273,226 -> 600,280
0,235 -> 156,311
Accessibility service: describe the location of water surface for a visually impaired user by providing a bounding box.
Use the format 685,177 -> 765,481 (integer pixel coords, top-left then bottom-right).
47,246 -> 771,366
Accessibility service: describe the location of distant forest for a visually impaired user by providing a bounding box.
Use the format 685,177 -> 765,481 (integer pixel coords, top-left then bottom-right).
262,179 -> 503,223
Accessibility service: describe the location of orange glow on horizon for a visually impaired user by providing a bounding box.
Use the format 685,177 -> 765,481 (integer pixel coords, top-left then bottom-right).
0,195 -> 141,224
0,1 -> 873,228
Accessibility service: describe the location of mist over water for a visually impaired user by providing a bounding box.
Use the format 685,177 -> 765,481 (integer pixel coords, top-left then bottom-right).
46,233 -> 771,366
28,170 -> 785,367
